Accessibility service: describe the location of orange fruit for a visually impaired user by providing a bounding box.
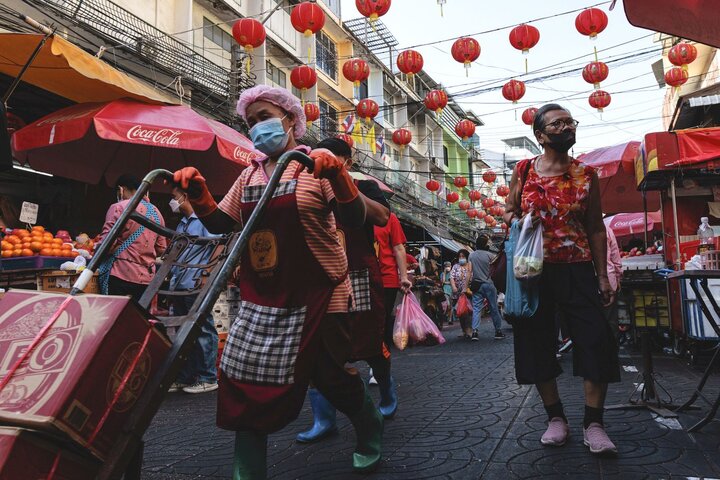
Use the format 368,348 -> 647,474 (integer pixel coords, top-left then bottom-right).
1,250 -> 11,258
29,241 -> 42,253
1,240 -> 11,251
21,248 -> 33,257
31,225 -> 45,233
15,230 -> 29,238
51,238 -> 63,246
6,235 -> 20,246
51,248 -> 61,257
65,250 -> 75,258
12,249 -> 22,257
22,241 -> 31,250
42,232 -> 53,241
40,248 -> 52,256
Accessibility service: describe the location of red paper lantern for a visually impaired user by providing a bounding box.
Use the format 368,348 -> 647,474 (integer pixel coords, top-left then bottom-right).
502,80 -> 526,104
500,222 -> 509,231
466,208 -> 478,219
468,190 -> 481,202
451,37 -> 481,74
509,24 -> 540,53
589,90 -> 611,112
232,19 -> 266,51
336,133 -> 354,148
665,67 -> 689,88
669,42 -> 698,70
453,176 -> 468,188
582,61 -> 609,89
424,90 -> 448,115
496,185 -> 510,197
304,103 -> 320,127
454,119 -> 476,141
575,8 -> 608,39
342,58 -> 370,87
458,200 -> 471,211
397,50 -> 424,77
482,197 -> 495,209
356,0 -> 391,22
446,191 -> 460,204
290,2 -> 325,37
356,98 -> 379,122
482,171 -> 497,183
392,128 -> 412,147
290,65 -> 317,91
484,214 -> 494,224
426,179 -> 441,192
521,107 -> 538,126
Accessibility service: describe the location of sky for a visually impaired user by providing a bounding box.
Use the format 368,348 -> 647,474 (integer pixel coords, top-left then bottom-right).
339,0 -> 667,157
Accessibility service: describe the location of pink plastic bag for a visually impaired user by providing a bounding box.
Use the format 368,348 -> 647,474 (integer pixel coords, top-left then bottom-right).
456,294 -> 473,317
393,293 -> 446,350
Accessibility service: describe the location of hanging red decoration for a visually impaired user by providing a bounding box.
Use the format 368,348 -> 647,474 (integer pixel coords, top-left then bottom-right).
446,191 -> 459,204
458,200 -> 471,211
582,61 -> 609,89
521,107 -> 538,126
502,80 -> 526,104
496,185 -> 510,197
342,58 -> 370,87
500,222 -> 509,231
588,90 -> 611,112
454,119 -> 476,141
304,103 -> 320,127
453,176 -> 468,189
466,208 -> 478,219
290,2 -> 326,37
336,133 -> 354,148
484,214 -> 495,224
482,197 -> 495,209
668,42 -> 698,71
397,50 -> 424,78
392,128 -> 412,148
468,190 -> 481,202
665,67 -> 689,88
424,90 -> 448,115
451,37 -> 481,75
509,24 -> 540,53
426,179 -> 441,192
575,8 -> 609,39
290,65 -> 317,91
231,19 -> 266,51
356,0 -> 391,22
482,171 -> 497,183
356,98 -> 379,123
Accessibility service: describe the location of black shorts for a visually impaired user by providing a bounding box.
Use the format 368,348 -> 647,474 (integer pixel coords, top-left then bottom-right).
512,262 -> 621,385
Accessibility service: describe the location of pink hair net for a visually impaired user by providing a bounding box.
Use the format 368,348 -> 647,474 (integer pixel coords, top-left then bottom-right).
237,85 -> 306,138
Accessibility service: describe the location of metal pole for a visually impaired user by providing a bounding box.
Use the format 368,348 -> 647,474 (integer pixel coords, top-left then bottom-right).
2,15 -> 54,105
642,190 -> 649,251
670,179 -> 682,268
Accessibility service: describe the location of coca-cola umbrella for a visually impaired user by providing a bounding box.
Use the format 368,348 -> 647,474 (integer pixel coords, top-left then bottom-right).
11,98 -> 258,194
604,211 -> 662,238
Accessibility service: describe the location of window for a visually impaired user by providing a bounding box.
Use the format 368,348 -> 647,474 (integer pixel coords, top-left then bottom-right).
266,61 -> 286,89
203,17 -> 233,52
443,145 -> 449,167
316,31 -> 338,80
318,98 -> 338,136
358,79 -> 368,100
384,88 -> 395,126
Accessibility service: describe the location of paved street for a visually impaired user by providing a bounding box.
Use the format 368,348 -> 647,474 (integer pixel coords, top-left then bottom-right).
142,322 -> 720,479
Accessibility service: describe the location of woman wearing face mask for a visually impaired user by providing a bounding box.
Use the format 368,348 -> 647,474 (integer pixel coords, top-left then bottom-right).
503,103 -> 620,455
172,85 -> 382,478
440,261 -> 455,325
450,250 -> 472,339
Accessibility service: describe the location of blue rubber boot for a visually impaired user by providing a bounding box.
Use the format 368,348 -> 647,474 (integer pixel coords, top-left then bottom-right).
377,376 -> 398,419
296,388 -> 338,443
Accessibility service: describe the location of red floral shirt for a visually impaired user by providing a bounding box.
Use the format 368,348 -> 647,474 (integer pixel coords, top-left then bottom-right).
519,158 -> 594,263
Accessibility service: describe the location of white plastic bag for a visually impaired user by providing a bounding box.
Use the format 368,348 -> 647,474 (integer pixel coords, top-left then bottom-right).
513,214 -> 543,281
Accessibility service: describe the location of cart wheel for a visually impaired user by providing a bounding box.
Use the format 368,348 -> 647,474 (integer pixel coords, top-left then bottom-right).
672,335 -> 687,358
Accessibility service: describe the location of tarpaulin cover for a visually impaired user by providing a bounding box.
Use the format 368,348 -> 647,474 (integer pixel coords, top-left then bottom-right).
671,127 -> 720,167
577,141 -> 640,179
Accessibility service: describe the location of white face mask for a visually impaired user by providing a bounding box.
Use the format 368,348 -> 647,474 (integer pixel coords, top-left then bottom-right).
169,199 -> 181,213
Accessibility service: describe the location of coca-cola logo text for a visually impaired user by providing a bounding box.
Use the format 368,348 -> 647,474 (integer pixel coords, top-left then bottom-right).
35,107 -> 102,127
233,146 -> 254,162
126,125 -> 182,146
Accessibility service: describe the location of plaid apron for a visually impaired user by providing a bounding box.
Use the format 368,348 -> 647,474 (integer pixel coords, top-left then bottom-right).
217,162 -> 337,433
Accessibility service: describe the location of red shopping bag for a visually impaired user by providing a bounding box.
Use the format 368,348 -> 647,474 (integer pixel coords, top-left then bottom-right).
394,293 -> 446,350
456,293 -> 473,317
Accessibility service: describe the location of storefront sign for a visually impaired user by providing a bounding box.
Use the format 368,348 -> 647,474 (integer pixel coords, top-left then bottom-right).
18,201 -> 38,224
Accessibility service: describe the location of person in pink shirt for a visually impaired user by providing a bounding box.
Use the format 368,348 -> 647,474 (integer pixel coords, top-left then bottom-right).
97,174 -> 167,301
605,226 -> 623,336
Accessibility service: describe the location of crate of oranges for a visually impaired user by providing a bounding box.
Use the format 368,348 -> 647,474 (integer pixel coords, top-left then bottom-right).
1,226 -> 79,271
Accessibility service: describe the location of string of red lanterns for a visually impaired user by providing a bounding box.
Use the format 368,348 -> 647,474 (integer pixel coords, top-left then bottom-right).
589,90 -> 611,113
392,128 -> 412,149
502,80 -> 526,104
396,50 -> 424,79
290,2 -> 325,37
582,61 -> 609,90
508,23 -> 540,73
356,0 -> 391,23
337,133 -> 354,148
454,119 -> 476,141
575,8 -> 608,39
231,19 -> 266,74
424,90 -> 448,116
290,65 -> 317,103
451,37 -> 481,76
668,42 -> 698,72
356,98 -> 379,123
304,103 -> 320,128
521,107 -> 537,126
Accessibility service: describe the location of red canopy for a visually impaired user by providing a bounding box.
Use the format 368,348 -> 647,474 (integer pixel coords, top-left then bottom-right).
671,127 -> 720,167
577,141 -> 639,179
604,211 -> 662,238
12,99 -> 258,193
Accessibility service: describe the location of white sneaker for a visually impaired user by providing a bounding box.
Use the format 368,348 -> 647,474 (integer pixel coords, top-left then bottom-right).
168,382 -> 190,393
182,381 -> 219,394
368,368 -> 378,385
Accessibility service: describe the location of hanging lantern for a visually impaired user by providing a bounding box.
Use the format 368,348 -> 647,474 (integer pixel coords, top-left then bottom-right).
356,0 -> 391,23
231,18 -> 266,52
451,37 -> 481,76
665,67 -> 689,90
446,191 -> 459,204
392,128 -> 412,148
484,214 -> 494,224
500,222 -> 509,231
582,61 -> 609,89
342,58 -> 370,87
290,65 -> 317,91
458,200 -> 471,211
482,171 -> 497,183
502,80 -> 526,104
304,103 -> 320,128
669,42 -> 698,71
424,89 -> 448,116
509,24 -> 540,73
466,208 -> 478,219
589,90 -> 611,112
496,185 -> 510,197
482,197 -> 495,209
575,8 -> 608,39
397,50 -> 424,78
468,190 -> 481,202
356,98 -> 379,123
521,107 -> 537,126
290,2 -> 325,37
426,179 -> 441,192
453,176 -> 468,189
337,133 -> 354,148
454,119 -> 476,141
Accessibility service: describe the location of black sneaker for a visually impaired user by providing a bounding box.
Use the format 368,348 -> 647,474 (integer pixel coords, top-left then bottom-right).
471,330 -> 479,341
494,330 -> 506,340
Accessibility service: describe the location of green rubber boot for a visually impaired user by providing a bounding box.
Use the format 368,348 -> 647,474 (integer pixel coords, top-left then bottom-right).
348,386 -> 384,473
233,430 -> 267,480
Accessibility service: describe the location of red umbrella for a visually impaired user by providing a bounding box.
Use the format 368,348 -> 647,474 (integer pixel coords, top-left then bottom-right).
604,211 -> 662,238
349,171 -> 394,197
12,99 -> 259,194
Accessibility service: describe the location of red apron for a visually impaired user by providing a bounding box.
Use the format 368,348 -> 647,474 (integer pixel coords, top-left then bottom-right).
217,162 -> 338,433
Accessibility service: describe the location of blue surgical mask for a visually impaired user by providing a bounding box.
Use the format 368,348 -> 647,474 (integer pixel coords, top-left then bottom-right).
459,258 -> 467,266
249,116 -> 290,156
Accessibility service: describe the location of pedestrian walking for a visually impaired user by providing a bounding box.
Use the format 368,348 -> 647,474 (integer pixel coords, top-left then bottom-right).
97,174 -> 166,301
166,186 -> 220,394
440,261 -> 455,325
172,85 -> 383,477
450,249 -> 472,339
468,235 -> 505,341
503,103 -> 621,455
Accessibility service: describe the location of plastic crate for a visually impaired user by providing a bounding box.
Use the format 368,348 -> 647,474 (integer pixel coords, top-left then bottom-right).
37,270 -> 99,294
700,250 -> 720,270
630,287 -> 669,328
680,281 -> 720,341
0,256 -> 66,272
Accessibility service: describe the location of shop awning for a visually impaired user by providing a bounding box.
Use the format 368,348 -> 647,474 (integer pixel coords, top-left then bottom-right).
0,33 -> 178,105
671,127 -> 720,167
429,233 -> 465,253
622,0 -> 720,48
